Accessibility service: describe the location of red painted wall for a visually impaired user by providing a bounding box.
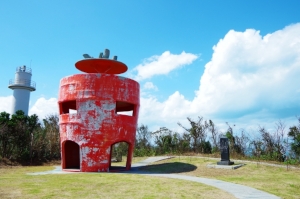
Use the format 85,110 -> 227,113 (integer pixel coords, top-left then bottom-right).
58,61 -> 140,172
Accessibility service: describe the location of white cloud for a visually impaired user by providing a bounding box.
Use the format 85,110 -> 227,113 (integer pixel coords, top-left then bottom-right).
143,82 -> 158,91
138,91 -> 194,132
0,96 -> 58,120
194,23 -> 300,118
133,51 -> 198,81
0,96 -> 13,114
138,23 -> 300,132
29,97 -> 58,119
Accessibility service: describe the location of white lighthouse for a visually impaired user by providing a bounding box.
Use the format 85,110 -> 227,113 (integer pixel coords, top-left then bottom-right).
8,65 -> 36,115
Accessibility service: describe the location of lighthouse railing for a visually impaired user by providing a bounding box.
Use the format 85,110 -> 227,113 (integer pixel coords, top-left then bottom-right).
16,66 -> 32,74
8,79 -> 36,89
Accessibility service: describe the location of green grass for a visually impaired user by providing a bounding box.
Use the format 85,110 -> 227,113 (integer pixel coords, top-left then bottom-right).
2,156 -> 299,198
141,156 -> 300,199
0,163 -> 232,199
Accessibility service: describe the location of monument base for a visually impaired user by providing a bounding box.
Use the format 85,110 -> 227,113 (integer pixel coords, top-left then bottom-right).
217,161 -> 234,165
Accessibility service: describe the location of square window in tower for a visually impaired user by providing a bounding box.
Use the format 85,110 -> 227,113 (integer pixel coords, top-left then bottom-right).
60,100 -> 77,115
115,101 -> 135,116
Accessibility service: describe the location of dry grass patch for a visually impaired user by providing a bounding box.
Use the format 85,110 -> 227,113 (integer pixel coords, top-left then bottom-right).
142,156 -> 300,199
0,165 -> 233,199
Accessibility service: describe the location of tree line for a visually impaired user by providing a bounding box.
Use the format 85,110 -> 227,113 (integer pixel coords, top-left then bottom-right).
134,117 -> 300,164
0,110 -> 60,165
1,110 -> 299,165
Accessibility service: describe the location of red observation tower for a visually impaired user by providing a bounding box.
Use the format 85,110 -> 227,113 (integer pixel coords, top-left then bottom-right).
58,49 -> 140,172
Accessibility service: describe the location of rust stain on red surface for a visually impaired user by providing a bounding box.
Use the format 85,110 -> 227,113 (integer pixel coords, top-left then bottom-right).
58,53 -> 139,172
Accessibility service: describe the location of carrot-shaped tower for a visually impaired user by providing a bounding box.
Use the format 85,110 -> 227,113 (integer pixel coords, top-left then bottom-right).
58,49 -> 140,172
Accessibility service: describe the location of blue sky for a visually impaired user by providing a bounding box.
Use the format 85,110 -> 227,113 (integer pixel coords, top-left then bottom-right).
1,1 -> 300,134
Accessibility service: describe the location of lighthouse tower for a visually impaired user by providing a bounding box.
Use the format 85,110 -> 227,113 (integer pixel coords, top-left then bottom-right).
8,65 -> 36,115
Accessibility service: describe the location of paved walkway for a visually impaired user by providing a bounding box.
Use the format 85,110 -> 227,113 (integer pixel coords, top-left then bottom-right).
128,156 -> 280,199
177,155 -> 300,170
140,173 -> 279,199
130,156 -> 173,169
28,156 -> 281,199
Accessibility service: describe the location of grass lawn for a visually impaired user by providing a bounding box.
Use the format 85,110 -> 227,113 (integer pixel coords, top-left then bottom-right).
0,157 -> 233,199
110,156 -> 145,167
140,156 -> 300,199
1,156 -> 299,198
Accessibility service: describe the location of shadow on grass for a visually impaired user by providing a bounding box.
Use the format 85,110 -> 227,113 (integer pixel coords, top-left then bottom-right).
110,166 -> 128,172
138,162 -> 197,174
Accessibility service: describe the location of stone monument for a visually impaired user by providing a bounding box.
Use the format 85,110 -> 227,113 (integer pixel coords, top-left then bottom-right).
217,137 -> 234,165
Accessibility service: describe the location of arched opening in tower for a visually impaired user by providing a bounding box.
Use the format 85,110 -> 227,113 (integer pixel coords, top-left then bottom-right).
109,141 -> 130,171
63,140 -> 80,169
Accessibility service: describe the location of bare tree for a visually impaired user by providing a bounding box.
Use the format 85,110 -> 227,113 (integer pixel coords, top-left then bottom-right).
134,124 -> 153,156
257,121 -> 287,162
274,120 -> 286,162
152,127 -> 176,154
135,124 -> 151,149
207,120 -> 219,152
178,117 -> 209,153
234,129 -> 250,156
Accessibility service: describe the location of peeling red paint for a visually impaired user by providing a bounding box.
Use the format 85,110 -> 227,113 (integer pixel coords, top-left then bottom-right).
58,56 -> 139,172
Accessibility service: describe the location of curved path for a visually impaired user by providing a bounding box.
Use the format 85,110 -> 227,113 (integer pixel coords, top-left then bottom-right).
140,173 -> 279,199
28,156 -> 281,199
128,157 -> 280,199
